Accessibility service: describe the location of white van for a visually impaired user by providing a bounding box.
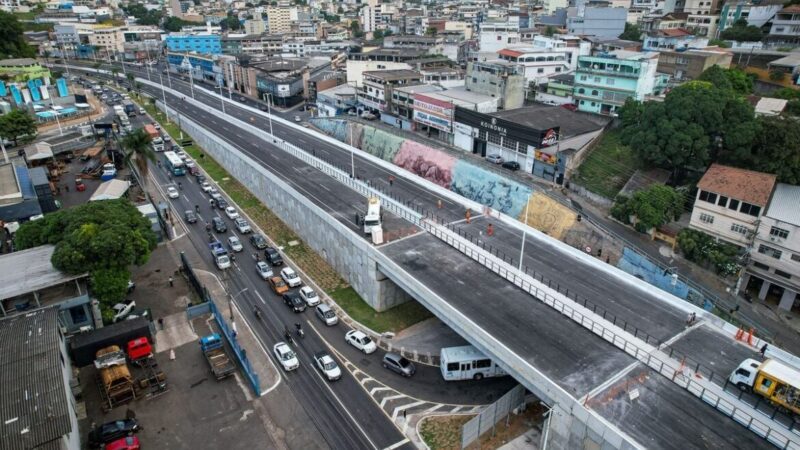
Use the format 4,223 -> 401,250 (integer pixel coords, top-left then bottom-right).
440,345 -> 506,381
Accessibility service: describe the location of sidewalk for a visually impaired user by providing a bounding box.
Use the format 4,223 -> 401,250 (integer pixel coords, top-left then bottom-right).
333,116 -> 800,354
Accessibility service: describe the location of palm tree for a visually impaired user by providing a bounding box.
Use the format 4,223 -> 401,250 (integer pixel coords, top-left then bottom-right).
122,128 -> 155,187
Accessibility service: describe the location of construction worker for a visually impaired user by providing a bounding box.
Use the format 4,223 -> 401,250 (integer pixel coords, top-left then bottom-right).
465,209 -> 471,224
487,223 -> 494,237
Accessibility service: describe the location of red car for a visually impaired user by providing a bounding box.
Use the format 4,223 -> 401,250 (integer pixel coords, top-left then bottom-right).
104,436 -> 140,450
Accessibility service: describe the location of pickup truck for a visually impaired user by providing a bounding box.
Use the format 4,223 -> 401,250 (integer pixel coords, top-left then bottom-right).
209,240 -> 231,269
199,334 -> 236,380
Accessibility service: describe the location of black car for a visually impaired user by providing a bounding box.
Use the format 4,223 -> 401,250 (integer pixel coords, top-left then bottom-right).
502,161 -> 521,171
265,247 -> 283,266
283,292 -> 306,313
212,217 -> 227,233
87,419 -> 140,447
195,174 -> 206,184
250,234 -> 268,249
184,210 -> 197,224
216,198 -> 229,210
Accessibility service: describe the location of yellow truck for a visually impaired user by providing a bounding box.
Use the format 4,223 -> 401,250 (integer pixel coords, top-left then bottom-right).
729,358 -> 800,415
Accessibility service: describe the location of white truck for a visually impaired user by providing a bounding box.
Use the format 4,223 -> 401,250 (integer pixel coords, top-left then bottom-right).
363,197 -> 381,234
209,241 -> 231,269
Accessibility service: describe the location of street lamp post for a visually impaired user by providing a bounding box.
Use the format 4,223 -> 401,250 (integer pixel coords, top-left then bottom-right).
159,72 -> 170,123
188,66 -> 196,99
518,199 -> 530,272
262,92 -> 274,137
217,84 -> 226,114
229,287 -> 249,322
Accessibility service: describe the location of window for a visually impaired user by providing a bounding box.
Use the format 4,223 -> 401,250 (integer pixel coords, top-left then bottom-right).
555,67 -> 562,72
775,269 -> 792,279
792,254 -> 800,262
580,75 -> 588,81
770,226 -> 789,240
718,195 -> 728,207
497,36 -> 502,40
593,76 -> 601,82
475,359 -> 492,368
698,190 -> 717,204
728,199 -> 740,211
740,202 -> 761,217
591,90 -> 599,96
699,213 -> 714,224
731,223 -> 749,235
447,362 -> 458,371
578,88 -> 585,94
758,244 -> 783,259
607,78 -> 615,85
753,261 -> 770,270
69,305 -> 88,324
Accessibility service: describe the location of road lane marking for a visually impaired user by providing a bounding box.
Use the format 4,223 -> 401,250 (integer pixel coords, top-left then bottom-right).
380,394 -> 405,408
391,400 -> 425,421
383,438 -> 410,450
371,386 -> 392,395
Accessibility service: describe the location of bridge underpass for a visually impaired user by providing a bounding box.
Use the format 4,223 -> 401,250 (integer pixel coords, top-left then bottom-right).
71,65 -> 799,449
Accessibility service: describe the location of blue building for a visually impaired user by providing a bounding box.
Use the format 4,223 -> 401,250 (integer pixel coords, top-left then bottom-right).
165,33 -> 222,55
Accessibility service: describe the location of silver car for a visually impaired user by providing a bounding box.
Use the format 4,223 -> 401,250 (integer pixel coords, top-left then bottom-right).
315,304 -> 338,326
382,353 -> 415,377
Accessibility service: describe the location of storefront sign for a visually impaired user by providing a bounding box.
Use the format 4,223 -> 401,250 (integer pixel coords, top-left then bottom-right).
454,107 -> 560,150
414,110 -> 451,132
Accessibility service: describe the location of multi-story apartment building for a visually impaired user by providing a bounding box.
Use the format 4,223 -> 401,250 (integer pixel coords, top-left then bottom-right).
717,0 -> 784,37
266,6 -> 296,34
87,26 -> 125,54
478,22 -> 520,54
573,51 -> 664,115
359,69 -> 422,113
465,60 -> 525,110
166,33 -> 222,54
346,48 -> 427,85
497,48 -> 570,84
643,28 -> 707,51
567,7 -> 627,38
383,35 -> 444,54
686,14 -> 721,37
744,183 -> 800,310
690,164 -> 775,248
767,5 -> 800,46
657,47 -> 732,81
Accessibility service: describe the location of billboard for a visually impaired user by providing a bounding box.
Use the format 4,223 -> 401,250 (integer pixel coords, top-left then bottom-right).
454,106 -> 559,150
413,94 -> 453,132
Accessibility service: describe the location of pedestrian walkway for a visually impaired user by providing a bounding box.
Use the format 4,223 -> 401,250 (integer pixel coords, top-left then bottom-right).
194,268 -> 281,395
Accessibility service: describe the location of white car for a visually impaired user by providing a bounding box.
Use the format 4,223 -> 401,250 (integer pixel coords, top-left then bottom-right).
300,286 -> 320,306
154,123 -> 161,130
345,330 -> 377,354
225,206 -> 239,220
314,351 -> 342,381
228,235 -> 243,252
201,181 -> 212,192
281,267 -> 302,287
273,342 -> 299,371
166,186 -> 179,199
256,261 -> 273,280
112,300 -> 136,323
234,217 -> 251,234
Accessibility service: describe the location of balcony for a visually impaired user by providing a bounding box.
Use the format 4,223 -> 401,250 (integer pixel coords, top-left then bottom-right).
577,65 -> 641,79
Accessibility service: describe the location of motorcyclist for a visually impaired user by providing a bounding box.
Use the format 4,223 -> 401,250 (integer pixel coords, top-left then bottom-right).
195,204 -> 200,213
178,182 -> 182,190
254,308 -> 261,320
205,221 -> 211,232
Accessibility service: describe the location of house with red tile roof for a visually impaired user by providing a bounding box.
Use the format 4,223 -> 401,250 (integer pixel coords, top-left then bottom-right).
689,164 -> 777,247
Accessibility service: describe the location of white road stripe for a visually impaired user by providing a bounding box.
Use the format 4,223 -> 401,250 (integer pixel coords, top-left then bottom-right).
382,438 -> 410,450
424,404 -> 444,414
380,394 -> 405,408
370,386 -> 392,396
391,400 -> 426,421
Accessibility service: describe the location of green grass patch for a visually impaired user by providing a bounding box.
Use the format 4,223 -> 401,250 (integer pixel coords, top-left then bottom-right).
137,95 -> 432,332
419,415 -> 473,450
573,129 -> 641,199
14,11 -> 38,20
331,287 -> 433,333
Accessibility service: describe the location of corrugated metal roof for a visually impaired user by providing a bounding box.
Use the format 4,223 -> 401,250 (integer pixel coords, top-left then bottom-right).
14,165 -> 35,199
766,183 -> 800,226
0,245 -> 87,301
0,308 -> 73,450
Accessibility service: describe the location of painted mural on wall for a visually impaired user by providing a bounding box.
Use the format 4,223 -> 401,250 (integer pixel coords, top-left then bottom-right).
309,118 -> 533,217
451,161 -> 532,217
395,140 -> 455,188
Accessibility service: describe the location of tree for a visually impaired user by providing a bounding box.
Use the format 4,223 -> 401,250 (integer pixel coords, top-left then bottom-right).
122,128 -> 155,185
14,199 -> 157,307
720,18 -> 763,42
697,65 -> 753,95
126,72 -> 135,95
0,11 -> 35,58
111,67 -> 120,84
349,20 -> 363,38
425,26 -> 438,36
610,184 -> 684,231
677,229 -> 740,276
220,15 -> 242,31
708,38 -> 731,48
619,22 -> 643,42
0,109 -> 37,146
747,116 -> 800,184
163,16 -> 201,32
620,82 -> 757,178
544,25 -> 556,37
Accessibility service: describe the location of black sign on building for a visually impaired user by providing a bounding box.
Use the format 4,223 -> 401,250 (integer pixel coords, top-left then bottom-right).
454,107 -> 560,151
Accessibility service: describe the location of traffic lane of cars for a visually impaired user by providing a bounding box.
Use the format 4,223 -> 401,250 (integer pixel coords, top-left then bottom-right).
154,155 -> 408,449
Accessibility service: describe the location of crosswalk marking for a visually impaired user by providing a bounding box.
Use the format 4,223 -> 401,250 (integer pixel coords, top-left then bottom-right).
391,400 -> 426,421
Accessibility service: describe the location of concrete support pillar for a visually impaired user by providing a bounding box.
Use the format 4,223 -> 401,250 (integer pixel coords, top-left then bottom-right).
759,279 -> 772,301
778,288 -> 797,311
739,273 -> 751,295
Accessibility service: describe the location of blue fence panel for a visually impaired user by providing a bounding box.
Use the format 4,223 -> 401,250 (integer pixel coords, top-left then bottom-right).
10,85 -> 22,105
57,78 -> 69,97
207,300 -> 260,395
617,247 -> 690,299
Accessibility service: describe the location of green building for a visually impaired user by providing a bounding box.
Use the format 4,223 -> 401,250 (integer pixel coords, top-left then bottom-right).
0,58 -> 51,82
573,51 -> 667,115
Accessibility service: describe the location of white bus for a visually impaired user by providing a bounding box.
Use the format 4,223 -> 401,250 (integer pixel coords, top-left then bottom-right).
440,345 -> 507,381
164,151 -> 186,176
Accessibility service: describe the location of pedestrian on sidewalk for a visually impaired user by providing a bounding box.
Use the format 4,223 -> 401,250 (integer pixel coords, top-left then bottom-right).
437,199 -> 442,209
761,343 -> 769,358
403,410 -> 407,420
64,184 -> 69,193
487,223 -> 494,237
465,209 -> 471,224
158,317 -> 164,330
168,276 -> 174,287
388,175 -> 395,186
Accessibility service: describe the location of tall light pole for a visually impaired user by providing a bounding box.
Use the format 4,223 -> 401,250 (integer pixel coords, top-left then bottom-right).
229,287 -> 248,322
518,199 -> 530,272
188,64 -> 196,99
217,84 -> 226,114
159,72 -> 170,123
262,92 -> 274,137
